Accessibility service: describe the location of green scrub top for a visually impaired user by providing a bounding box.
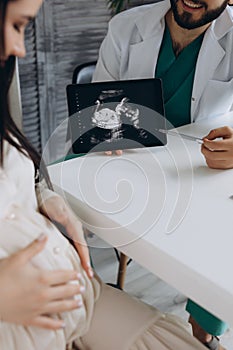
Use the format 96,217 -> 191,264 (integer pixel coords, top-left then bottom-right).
155,24 -> 204,128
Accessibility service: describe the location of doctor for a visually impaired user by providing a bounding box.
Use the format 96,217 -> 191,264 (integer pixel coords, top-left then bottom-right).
93,0 -> 233,349
93,0 -> 233,124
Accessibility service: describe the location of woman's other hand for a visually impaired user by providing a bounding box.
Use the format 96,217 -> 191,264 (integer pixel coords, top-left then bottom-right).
40,196 -> 93,279
0,235 -> 84,329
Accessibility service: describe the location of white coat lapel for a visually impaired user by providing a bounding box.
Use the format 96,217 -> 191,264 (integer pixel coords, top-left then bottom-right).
126,0 -> 170,79
181,6 -> 233,121
127,32 -> 164,79
191,21 -> 228,121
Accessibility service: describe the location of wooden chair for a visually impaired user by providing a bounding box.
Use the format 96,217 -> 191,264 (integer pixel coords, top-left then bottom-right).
71,61 -> 132,290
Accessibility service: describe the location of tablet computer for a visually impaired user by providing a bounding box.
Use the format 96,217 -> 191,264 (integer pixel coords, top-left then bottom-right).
66,78 -> 167,154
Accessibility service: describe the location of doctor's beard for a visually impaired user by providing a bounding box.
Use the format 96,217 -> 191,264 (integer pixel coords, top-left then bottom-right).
170,0 -> 229,30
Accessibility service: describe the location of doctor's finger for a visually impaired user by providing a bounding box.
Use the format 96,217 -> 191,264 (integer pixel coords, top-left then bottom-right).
203,126 -> 233,140
202,138 -> 231,151
205,159 -> 233,170
202,148 -> 230,161
105,150 -> 122,155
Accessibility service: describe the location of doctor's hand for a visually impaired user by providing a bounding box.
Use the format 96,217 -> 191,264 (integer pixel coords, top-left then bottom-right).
105,150 -> 123,156
0,235 -> 83,329
40,196 -> 93,279
201,126 -> 233,169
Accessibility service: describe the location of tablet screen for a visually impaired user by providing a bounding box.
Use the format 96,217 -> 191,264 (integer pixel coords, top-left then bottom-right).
66,78 -> 167,154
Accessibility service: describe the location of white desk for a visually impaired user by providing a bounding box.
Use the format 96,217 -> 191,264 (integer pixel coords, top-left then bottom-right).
48,113 -> 233,327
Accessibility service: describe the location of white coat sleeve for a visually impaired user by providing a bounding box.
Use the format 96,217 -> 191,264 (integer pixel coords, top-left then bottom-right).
92,17 -> 122,82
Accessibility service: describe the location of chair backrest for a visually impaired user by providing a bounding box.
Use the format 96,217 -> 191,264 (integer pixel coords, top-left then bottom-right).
72,61 -> 97,84
9,59 -> 22,130
66,61 -> 97,153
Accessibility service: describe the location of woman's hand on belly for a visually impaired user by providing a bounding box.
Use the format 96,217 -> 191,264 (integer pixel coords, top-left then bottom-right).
0,235 -> 84,329
40,196 -> 94,279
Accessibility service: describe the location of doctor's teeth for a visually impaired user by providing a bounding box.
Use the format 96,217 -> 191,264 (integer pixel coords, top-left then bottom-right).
183,0 -> 202,8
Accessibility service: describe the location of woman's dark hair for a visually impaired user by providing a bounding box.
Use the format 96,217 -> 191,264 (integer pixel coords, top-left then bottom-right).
0,0 -> 52,188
